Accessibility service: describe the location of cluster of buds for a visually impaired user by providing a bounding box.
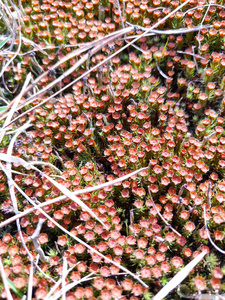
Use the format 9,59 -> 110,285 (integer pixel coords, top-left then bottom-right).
1,0 -> 225,298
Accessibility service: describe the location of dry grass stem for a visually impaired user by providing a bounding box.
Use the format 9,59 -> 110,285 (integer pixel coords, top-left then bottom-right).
0,257 -> 14,300
203,207 -> 225,255
48,273 -> 96,300
0,166 -> 148,228
0,73 -> 31,142
152,250 -> 207,300
0,27 -> 133,122
148,186 -> 181,236
61,257 -> 67,300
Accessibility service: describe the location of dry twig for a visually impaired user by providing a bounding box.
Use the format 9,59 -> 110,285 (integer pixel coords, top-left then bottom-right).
0,166 -> 148,228
148,186 -> 181,236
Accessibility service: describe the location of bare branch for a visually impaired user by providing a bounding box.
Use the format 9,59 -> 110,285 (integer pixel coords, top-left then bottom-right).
30,218 -> 49,263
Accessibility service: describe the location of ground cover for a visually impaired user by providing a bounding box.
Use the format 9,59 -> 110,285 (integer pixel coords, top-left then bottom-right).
1,0 -> 225,298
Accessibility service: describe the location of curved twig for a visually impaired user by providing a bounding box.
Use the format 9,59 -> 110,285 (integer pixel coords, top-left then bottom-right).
148,186 -> 181,236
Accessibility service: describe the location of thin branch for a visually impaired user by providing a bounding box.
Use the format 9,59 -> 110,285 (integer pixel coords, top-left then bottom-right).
30,218 -> 49,263
196,0 -> 212,51
203,207 -> 225,254
0,2 -> 13,32
0,165 -> 148,229
0,124 -> 56,283
177,50 -> 204,59
0,27 -> 133,122
0,257 -> 13,300
183,4 -> 225,17
27,161 -> 62,174
0,73 -> 32,142
0,3 -> 21,78
156,63 -> 172,80
43,265 -> 77,300
207,182 -> 212,208
0,96 -> 9,105
152,250 -> 207,300
125,24 -> 211,37
5,178 -> 148,288
1,94 -> 35,296
177,184 -> 187,213
48,273 -> 95,300
61,257 -> 67,300
115,0 -> 124,28
148,186 -> 181,236
126,41 -> 147,53
21,37 -> 48,55
178,184 -> 187,198
1,0 -> 191,127
201,131 -> 216,148
191,46 -> 198,72
27,259 -> 34,300
1,0 -> 17,51
130,209 -> 134,227
0,153 -> 108,229
4,121 -> 35,284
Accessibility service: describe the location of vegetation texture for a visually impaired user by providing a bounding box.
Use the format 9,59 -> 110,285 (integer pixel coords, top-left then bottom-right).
1,0 -> 225,298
